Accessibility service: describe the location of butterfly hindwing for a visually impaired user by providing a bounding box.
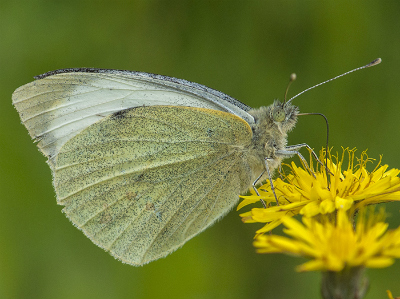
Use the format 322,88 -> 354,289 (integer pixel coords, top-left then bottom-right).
53,105 -> 253,265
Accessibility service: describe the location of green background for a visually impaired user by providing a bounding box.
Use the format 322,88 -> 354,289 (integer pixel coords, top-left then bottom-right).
1,1 -> 399,299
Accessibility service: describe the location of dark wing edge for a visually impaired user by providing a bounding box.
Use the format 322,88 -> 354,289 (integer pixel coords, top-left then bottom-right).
35,68 -> 253,115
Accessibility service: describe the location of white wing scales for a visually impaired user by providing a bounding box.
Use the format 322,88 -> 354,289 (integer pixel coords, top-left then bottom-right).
53,106 -> 254,265
12,69 -> 254,160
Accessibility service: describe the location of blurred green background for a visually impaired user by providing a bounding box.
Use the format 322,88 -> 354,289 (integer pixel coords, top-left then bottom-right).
1,1 -> 400,299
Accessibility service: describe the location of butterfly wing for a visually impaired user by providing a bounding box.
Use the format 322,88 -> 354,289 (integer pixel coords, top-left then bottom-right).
12,69 -> 254,160
54,105 -> 254,265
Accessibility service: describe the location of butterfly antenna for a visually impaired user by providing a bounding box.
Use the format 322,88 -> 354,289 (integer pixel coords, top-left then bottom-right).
286,58 -> 381,105
283,73 -> 297,103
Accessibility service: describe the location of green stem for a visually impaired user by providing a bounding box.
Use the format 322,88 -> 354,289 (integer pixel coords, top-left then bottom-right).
321,267 -> 369,299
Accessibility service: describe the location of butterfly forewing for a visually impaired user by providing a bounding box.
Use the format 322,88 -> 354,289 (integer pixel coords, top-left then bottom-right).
53,106 -> 253,265
12,70 -> 254,160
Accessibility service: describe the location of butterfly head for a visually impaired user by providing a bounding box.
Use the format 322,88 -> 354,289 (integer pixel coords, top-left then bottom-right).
270,99 -> 299,134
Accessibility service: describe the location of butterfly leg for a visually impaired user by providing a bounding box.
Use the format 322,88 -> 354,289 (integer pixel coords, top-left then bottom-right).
265,157 -> 280,205
252,170 -> 267,208
254,144 -> 319,207
284,143 -> 323,165
277,143 -> 329,177
279,143 -> 333,177
276,148 -> 316,178
252,158 -> 281,207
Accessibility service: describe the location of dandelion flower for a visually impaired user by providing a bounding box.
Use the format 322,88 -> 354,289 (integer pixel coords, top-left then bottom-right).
253,208 -> 400,272
239,148 -> 400,234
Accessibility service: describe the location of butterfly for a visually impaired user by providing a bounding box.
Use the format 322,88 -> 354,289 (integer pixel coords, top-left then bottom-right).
12,60 -> 380,265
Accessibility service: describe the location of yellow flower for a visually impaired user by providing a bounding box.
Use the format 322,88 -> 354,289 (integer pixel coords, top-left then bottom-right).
253,208 -> 400,272
387,290 -> 400,299
239,148 -> 400,234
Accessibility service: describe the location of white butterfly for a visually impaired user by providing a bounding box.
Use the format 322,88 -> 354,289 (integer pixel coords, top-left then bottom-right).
12,61 -> 379,265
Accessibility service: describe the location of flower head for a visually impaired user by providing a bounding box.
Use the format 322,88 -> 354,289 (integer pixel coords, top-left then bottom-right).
254,208 -> 400,272
239,148 -> 400,234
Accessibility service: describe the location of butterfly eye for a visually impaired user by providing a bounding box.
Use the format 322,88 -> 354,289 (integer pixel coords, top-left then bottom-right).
272,107 -> 286,122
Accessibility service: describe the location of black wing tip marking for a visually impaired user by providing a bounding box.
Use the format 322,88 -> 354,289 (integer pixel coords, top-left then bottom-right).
33,68 -> 252,112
